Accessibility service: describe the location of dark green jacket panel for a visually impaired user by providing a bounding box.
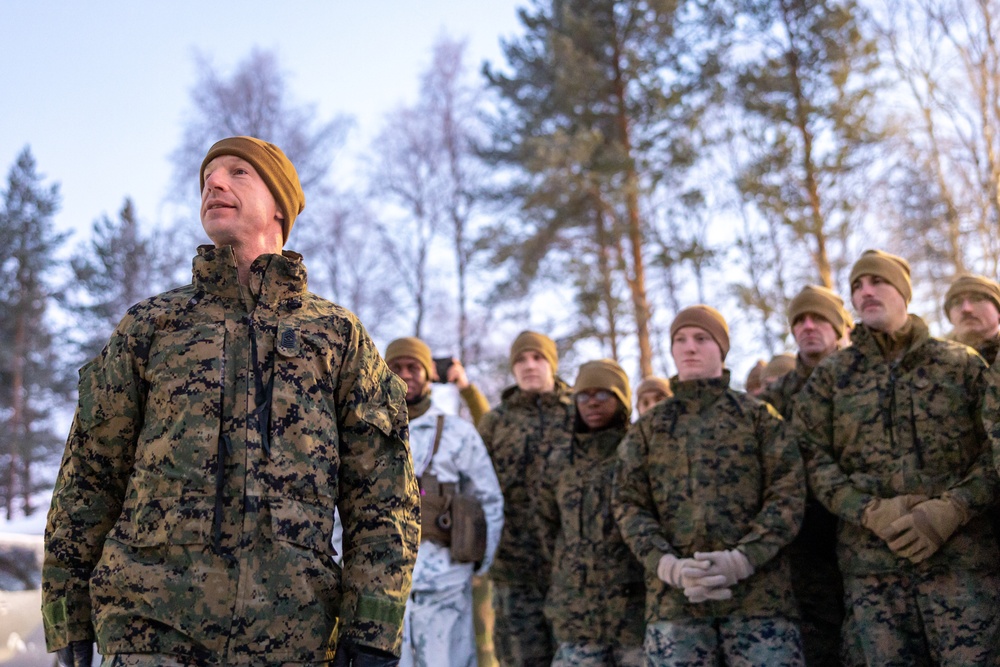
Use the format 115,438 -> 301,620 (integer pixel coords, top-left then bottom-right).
792,317 -> 998,575
539,427 -> 644,646
43,246 -> 419,663
477,382 -> 575,586
613,373 -> 805,622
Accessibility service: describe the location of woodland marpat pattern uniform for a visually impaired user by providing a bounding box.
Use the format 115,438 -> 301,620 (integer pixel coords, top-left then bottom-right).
613,371 -> 805,623
791,317 -> 1000,665
537,425 -> 644,661
477,382 -> 574,665
43,246 -> 419,665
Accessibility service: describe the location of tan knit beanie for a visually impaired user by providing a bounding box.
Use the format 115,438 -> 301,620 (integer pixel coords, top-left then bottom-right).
635,376 -> 672,401
509,331 -> 559,372
670,305 -> 730,360
849,249 -> 912,304
574,359 -> 632,419
201,136 -> 306,244
745,360 -> 767,394
788,285 -> 852,338
944,274 -> 1000,321
385,337 -> 433,379
763,353 -> 796,384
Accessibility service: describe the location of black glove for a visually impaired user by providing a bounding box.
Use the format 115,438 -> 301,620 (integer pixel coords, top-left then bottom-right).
55,640 -> 94,667
331,638 -> 399,667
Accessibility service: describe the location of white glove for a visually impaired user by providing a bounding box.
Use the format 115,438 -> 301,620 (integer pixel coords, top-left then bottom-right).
693,549 -> 754,588
657,553 -> 711,588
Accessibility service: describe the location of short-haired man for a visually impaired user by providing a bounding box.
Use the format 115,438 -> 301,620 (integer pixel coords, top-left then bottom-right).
760,285 -> 852,667
944,274 -> 1000,364
614,306 -> 805,666
384,337 -> 504,667
478,331 -> 575,666
790,250 -> 1000,665
43,137 -> 419,666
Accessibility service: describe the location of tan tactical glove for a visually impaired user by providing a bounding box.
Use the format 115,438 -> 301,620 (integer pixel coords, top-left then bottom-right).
886,494 -> 969,564
860,494 -> 929,541
693,549 -> 755,588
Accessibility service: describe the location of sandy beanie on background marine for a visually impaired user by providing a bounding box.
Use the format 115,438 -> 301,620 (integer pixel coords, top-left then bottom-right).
944,274 -> 1000,363
634,376 -> 671,416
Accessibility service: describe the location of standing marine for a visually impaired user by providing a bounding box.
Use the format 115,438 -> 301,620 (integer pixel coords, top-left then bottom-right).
614,305 -> 806,667
789,250 -> 1000,666
760,285 -> 853,666
477,331 -> 575,667
538,359 -> 645,666
43,136 -> 420,667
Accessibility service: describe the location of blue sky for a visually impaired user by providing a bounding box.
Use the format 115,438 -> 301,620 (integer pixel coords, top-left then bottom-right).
0,1 -> 524,243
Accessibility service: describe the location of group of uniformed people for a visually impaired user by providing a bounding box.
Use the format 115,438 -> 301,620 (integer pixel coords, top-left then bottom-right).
40,136 -> 1000,667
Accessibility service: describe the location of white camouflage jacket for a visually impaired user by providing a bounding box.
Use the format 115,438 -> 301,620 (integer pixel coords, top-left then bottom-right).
411,402 -> 504,591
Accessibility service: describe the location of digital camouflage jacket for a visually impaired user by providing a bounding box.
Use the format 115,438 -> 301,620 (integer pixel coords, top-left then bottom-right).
43,246 -> 420,665
759,355 -> 814,421
477,381 -> 575,587
538,424 -> 644,647
613,372 -> 804,623
790,316 -> 998,575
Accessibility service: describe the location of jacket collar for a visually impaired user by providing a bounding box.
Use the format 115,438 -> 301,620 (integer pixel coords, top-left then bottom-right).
193,245 -> 307,305
669,370 -> 731,410
499,377 -> 574,408
850,314 -> 930,363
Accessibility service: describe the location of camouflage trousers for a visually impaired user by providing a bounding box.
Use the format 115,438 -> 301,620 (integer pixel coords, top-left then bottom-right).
843,569 -> 1000,666
492,580 -> 555,667
551,641 -> 644,667
644,616 -> 804,667
102,655 -> 330,666
401,579 -> 476,667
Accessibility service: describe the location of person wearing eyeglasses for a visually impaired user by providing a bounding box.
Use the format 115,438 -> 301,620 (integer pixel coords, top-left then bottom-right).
613,306 -> 806,666
944,274 -> 1000,365
537,359 -> 645,666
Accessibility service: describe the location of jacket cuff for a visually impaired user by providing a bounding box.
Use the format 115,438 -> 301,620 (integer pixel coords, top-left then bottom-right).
42,596 -> 94,652
340,593 -> 407,655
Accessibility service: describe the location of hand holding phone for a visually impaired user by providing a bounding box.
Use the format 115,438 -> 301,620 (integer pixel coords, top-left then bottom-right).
433,357 -> 455,383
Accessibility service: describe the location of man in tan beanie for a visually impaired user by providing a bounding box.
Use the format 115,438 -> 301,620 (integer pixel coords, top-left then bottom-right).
759,284 -> 852,667
789,250 -> 1000,665
944,274 -> 1000,364
634,376 -> 672,416
382,337 -> 504,667
44,137 -> 420,667
614,305 -> 806,664
478,331 -> 575,666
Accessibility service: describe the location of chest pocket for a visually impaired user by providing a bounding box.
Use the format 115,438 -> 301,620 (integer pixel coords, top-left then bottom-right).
267,327 -> 339,503
135,323 -> 225,489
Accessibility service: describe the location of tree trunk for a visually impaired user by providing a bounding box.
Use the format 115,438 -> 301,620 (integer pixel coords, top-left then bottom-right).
611,31 -> 653,377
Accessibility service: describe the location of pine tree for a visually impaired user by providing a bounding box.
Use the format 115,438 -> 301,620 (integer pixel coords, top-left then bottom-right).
0,147 -> 69,517
482,0 -> 703,376
67,197 -> 154,363
726,0 -> 883,289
